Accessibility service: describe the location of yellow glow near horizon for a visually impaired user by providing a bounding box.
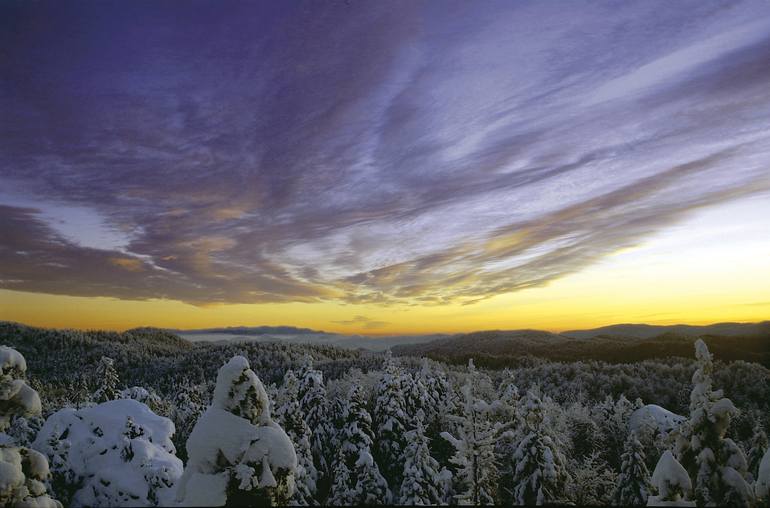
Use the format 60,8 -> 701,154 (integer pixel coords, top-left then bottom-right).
2,197 -> 769,334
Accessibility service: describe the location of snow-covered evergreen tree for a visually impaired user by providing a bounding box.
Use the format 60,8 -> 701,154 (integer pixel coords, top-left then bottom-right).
592,394 -> 637,470
748,427 -> 769,482
493,381 -> 522,505
649,450 -> 692,506
176,356 -> 297,506
571,452 -> 618,506
399,411 -> 444,505
297,356 -> 333,483
92,356 -> 120,403
0,446 -> 62,508
276,370 -> 318,505
0,346 -> 61,508
374,351 -> 410,487
329,384 -> 389,505
441,360 -> 498,505
33,398 -> 182,507
0,346 -> 42,433
614,431 -> 653,506
509,390 -> 570,506
673,339 -> 754,506
416,358 -> 457,472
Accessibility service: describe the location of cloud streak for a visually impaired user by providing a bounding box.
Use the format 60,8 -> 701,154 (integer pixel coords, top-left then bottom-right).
1,0 -> 770,306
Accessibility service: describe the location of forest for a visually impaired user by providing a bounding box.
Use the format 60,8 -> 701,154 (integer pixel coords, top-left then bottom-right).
1,320 -> 769,507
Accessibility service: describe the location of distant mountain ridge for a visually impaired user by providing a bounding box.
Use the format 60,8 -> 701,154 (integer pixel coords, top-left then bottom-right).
562,321 -> 770,340
170,325 -> 325,335
392,321 -> 770,368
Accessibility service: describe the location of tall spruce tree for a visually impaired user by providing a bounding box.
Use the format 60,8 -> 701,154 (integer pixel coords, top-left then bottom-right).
92,356 -> 119,403
441,360 -> 498,505
329,384 -> 389,505
509,390 -> 570,506
297,356 -> 333,487
374,351 -> 410,487
673,340 -> 754,506
399,411 -> 444,505
277,370 -> 318,505
613,431 -> 652,506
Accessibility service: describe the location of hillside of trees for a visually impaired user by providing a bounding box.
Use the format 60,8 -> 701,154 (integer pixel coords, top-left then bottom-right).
1,321 -> 769,506
393,326 -> 770,368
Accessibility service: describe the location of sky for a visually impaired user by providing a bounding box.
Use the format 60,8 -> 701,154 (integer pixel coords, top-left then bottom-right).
1,0 -> 770,334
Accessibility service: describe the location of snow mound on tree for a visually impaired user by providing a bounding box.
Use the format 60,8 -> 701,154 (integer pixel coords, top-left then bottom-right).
0,445 -> 62,508
32,398 -> 182,507
629,404 -> 684,434
648,451 -> 694,506
176,356 -> 297,506
0,346 -> 42,432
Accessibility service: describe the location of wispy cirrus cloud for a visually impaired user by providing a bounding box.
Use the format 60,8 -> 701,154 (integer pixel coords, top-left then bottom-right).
1,0 -> 770,307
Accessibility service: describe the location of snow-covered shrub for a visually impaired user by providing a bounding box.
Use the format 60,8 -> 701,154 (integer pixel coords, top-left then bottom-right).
32,398 -> 182,507
649,451 -> 692,506
0,446 -> 62,508
0,346 -> 41,433
0,346 -> 61,508
176,356 -> 297,506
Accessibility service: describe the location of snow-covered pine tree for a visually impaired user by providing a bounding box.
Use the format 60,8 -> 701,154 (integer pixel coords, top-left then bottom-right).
329,384 -> 389,505
441,360 -> 498,505
571,452 -> 618,506
35,398 -> 183,507
176,356 -> 297,506
276,369 -> 318,505
0,346 -> 61,508
416,358 -> 457,471
297,356 -> 333,482
402,370 -> 429,425
493,380 -> 522,505
92,356 -> 119,403
170,382 -> 207,462
649,450 -> 692,505
399,411 -> 444,505
509,390 -> 570,506
592,394 -> 637,470
374,350 -> 410,487
747,427 -> 769,482
673,339 -> 754,506
0,346 -> 42,433
614,431 -> 653,506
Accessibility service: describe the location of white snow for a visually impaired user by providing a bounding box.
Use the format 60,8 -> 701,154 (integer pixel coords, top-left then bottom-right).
176,356 -> 297,506
649,451 -> 692,506
0,346 -> 42,432
0,346 -> 27,375
756,448 -> 770,500
629,404 -> 685,434
0,446 -> 62,508
32,399 -> 181,507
